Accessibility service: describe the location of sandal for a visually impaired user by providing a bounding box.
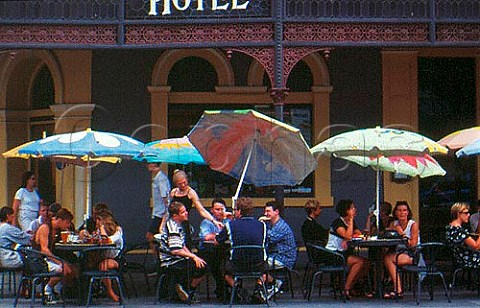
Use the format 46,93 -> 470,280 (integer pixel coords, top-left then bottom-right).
365,291 -> 375,299
344,290 -> 352,300
383,291 -> 396,299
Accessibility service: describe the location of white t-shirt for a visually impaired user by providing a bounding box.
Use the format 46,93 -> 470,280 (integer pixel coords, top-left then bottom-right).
152,171 -> 171,218
14,188 -> 41,213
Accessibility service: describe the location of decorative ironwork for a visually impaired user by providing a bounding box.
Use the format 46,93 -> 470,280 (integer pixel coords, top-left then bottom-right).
284,23 -> 429,42
270,88 -> 289,105
437,23 -> 480,42
126,0 -> 271,19
0,0 -> 119,21
230,47 -> 275,84
0,25 -> 117,44
285,0 -> 431,20
125,23 -> 273,45
284,47 -> 330,84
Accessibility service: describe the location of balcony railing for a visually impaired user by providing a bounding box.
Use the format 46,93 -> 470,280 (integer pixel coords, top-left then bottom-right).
0,0 -> 478,22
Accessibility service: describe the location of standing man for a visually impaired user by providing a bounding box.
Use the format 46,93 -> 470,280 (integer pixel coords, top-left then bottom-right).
146,162 -> 171,242
198,198 -> 229,301
263,200 -> 297,299
157,201 -> 207,303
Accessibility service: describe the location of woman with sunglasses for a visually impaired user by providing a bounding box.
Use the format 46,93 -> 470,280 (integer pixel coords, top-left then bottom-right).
446,202 -> 480,270
12,171 -> 43,231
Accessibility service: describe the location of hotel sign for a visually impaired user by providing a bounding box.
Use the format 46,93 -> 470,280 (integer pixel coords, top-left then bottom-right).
126,0 -> 271,19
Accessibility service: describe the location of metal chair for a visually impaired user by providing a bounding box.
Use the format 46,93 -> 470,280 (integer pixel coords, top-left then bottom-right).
119,241 -> 154,298
395,242 -> 451,305
13,247 -> 66,307
304,242 -> 347,302
0,247 -> 23,298
228,244 -> 269,307
269,246 -> 300,301
78,246 -> 125,306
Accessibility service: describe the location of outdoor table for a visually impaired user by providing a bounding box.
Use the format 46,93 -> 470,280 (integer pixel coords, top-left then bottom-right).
54,242 -> 116,303
54,242 -> 114,251
348,238 -> 406,299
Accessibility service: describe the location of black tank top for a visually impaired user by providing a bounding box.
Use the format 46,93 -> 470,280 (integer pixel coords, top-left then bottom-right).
171,189 -> 193,212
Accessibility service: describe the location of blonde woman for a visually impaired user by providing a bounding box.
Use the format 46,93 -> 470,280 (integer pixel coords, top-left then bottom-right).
169,170 -> 222,229
96,212 -> 124,302
446,202 -> 480,269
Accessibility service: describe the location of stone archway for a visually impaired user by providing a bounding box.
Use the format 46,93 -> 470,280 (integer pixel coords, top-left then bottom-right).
152,49 -> 234,87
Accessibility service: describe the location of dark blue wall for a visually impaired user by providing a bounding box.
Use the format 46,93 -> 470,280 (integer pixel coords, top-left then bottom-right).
89,48 -> 383,245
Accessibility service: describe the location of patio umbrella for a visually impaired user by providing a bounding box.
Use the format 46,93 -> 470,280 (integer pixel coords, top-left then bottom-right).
343,154 -> 446,178
133,136 -> 206,165
2,128 -> 145,218
438,126 -> 480,150
456,139 -> 480,158
188,109 -> 317,202
311,126 -> 448,230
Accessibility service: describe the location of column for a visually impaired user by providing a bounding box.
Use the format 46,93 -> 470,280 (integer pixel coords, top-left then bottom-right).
312,86 -> 334,206
382,50 -> 420,219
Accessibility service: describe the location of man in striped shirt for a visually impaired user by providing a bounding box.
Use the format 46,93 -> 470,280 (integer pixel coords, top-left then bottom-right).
157,201 -> 207,302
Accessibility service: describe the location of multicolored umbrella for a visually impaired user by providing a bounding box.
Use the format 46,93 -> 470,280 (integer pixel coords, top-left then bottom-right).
311,126 -> 447,230
438,126 -> 480,150
188,109 -> 317,200
3,128 -> 145,217
134,136 -> 205,165
343,154 -> 446,178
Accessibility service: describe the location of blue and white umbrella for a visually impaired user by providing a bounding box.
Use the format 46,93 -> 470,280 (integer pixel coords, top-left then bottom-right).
134,136 -> 206,165
8,128 -> 145,218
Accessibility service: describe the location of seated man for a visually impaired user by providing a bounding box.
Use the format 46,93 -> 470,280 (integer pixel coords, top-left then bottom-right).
301,199 -> 328,245
26,203 -> 49,234
157,201 -> 207,303
263,200 -> 297,299
198,198 -> 230,301
34,208 -> 76,304
0,206 -> 32,268
217,197 -> 268,303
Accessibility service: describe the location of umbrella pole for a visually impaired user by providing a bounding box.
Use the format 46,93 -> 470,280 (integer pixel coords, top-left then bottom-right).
85,157 -> 91,219
232,142 -> 254,207
375,157 -> 380,232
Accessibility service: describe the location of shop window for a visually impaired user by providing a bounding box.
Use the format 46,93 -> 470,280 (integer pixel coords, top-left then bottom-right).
31,65 -> 55,110
168,104 -> 314,198
418,57 -> 476,208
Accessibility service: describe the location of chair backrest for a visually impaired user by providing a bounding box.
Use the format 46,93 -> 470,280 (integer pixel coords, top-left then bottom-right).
305,242 -> 345,266
17,247 -> 49,275
229,245 -> 267,274
412,242 -> 448,270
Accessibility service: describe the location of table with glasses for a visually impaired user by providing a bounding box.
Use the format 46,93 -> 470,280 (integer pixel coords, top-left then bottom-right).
349,237 -> 406,298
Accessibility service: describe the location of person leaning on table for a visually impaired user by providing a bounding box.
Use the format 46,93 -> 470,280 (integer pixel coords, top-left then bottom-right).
325,199 -> 370,299
446,202 -> 480,269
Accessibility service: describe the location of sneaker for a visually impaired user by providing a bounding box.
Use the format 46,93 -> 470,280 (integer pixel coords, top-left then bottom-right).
188,290 -> 201,304
42,293 -> 58,305
252,284 -> 266,303
273,279 -> 283,294
175,283 -> 189,302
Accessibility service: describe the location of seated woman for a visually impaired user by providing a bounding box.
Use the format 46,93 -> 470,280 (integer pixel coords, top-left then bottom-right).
383,201 -> 419,299
446,202 -> 480,269
95,212 -> 124,302
325,199 -> 369,298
